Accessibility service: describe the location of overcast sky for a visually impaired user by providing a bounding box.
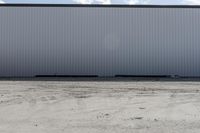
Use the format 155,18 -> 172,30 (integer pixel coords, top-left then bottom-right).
0,0 -> 200,5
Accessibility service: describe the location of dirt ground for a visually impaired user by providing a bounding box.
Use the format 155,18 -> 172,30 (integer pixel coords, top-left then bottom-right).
0,78 -> 200,133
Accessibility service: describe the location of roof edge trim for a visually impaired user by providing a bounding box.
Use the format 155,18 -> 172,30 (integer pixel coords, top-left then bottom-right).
0,4 -> 200,8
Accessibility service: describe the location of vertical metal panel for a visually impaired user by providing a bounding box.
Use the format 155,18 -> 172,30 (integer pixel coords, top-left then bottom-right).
0,7 -> 200,77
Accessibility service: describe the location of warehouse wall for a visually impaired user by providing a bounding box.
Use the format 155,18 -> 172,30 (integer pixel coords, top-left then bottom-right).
0,6 -> 200,77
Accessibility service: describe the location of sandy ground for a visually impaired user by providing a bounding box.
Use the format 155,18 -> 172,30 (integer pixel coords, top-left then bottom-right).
0,78 -> 200,133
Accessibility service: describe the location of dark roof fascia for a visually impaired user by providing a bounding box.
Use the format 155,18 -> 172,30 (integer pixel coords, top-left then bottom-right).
0,4 -> 200,8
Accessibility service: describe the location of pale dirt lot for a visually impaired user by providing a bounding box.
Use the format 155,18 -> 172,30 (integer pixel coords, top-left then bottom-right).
0,78 -> 200,133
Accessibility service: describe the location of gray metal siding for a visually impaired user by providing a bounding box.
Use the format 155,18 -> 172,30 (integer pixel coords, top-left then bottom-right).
0,7 -> 200,77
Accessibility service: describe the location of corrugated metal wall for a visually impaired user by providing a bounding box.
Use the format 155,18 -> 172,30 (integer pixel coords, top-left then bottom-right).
0,6 -> 200,77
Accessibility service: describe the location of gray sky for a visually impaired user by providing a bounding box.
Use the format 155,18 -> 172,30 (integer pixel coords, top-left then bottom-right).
0,0 -> 200,5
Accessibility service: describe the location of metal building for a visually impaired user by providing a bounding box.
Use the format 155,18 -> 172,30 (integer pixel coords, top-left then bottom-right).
0,4 -> 200,77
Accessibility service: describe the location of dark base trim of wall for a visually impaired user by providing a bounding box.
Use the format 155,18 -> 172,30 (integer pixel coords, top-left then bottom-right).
35,75 -> 99,78
115,75 -> 172,78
